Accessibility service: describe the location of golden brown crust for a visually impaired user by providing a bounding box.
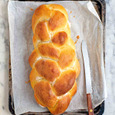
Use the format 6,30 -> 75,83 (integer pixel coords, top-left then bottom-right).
29,49 -> 39,67
48,95 -> 71,115
69,81 -> 77,97
52,31 -> 67,46
48,11 -> 67,31
33,34 -> 38,48
38,43 -> 60,59
29,68 -> 39,89
58,46 -> 75,69
35,59 -> 60,82
53,70 -> 76,96
29,4 -> 80,115
35,21 -> 50,41
34,94 -> 46,107
32,5 -> 51,33
48,4 -> 68,19
34,81 -> 58,108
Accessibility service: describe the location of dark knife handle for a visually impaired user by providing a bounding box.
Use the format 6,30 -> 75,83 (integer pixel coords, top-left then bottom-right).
87,94 -> 94,115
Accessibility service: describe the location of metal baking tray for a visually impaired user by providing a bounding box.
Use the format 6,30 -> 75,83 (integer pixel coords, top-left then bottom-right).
9,0 -> 106,114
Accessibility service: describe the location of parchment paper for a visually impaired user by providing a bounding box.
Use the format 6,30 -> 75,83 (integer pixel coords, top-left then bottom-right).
8,1 -> 107,115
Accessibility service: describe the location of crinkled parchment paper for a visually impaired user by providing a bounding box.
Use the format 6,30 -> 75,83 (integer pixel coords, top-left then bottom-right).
8,1 -> 107,114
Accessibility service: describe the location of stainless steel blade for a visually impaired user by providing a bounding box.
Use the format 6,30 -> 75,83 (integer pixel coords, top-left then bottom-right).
82,40 -> 92,94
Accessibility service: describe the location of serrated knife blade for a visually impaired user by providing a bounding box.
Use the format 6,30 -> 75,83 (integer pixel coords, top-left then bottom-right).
82,40 -> 94,115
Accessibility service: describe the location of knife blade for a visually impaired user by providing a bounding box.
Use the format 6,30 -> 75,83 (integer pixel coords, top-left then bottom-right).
82,40 -> 94,115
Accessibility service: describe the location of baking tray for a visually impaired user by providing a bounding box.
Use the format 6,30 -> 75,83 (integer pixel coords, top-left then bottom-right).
9,0 -> 106,114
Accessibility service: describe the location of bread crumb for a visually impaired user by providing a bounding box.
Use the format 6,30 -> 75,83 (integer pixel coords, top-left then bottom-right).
70,11 -> 72,14
76,35 -> 80,39
25,80 -> 30,84
75,35 -> 80,44
30,8 -> 34,11
73,16 -> 75,18
74,40 -> 78,44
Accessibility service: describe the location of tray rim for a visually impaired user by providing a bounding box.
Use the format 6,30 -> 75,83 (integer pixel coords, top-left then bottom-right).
8,0 -> 106,114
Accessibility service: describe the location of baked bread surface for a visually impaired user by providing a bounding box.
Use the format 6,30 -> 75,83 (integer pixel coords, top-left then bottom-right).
29,4 -> 80,114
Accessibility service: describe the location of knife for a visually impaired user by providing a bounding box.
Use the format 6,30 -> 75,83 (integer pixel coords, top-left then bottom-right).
82,40 -> 94,115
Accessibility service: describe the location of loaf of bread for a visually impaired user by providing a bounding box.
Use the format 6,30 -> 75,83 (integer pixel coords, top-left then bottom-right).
29,4 -> 80,114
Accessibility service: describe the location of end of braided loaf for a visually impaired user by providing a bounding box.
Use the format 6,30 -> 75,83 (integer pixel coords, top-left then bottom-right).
29,4 -> 80,114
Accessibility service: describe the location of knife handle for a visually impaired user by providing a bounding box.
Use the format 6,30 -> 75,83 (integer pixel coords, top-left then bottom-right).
87,94 -> 94,115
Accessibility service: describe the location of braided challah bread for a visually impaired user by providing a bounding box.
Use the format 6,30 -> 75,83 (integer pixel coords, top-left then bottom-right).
29,4 -> 80,114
